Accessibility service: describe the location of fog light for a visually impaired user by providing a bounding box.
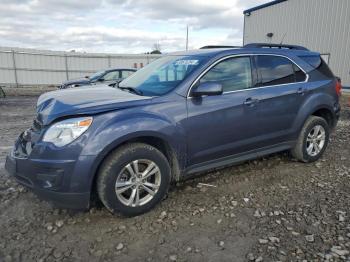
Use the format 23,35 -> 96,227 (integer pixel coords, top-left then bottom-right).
36,170 -> 64,189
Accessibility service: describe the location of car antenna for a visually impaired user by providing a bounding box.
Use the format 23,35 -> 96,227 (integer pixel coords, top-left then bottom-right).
280,32 -> 287,45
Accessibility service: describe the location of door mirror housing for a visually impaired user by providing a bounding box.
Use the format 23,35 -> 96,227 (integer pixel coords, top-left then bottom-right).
191,82 -> 223,97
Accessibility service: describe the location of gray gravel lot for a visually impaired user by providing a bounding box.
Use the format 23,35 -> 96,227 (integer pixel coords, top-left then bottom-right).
0,95 -> 349,262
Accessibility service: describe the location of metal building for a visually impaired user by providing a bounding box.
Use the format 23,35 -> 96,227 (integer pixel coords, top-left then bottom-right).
243,0 -> 350,87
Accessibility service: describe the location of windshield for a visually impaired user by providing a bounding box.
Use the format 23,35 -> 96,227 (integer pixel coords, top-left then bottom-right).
119,55 -> 207,96
89,70 -> 106,81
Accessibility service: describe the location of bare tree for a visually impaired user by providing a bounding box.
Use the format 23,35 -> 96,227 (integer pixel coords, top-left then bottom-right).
152,42 -> 161,53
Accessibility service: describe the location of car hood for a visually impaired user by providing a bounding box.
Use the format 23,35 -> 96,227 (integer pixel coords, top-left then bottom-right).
36,86 -> 152,125
62,78 -> 90,86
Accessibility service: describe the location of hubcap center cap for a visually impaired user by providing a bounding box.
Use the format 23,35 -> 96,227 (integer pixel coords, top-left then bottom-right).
135,175 -> 143,185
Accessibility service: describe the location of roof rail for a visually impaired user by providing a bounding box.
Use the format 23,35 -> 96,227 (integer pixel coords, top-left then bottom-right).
244,43 -> 309,51
200,45 -> 240,49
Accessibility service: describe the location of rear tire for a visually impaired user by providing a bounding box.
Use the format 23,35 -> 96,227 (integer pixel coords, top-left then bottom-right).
291,116 -> 329,163
97,143 -> 171,216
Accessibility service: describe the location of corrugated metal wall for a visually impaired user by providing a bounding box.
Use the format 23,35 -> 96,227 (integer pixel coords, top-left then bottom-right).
0,47 -> 161,87
243,0 -> 350,86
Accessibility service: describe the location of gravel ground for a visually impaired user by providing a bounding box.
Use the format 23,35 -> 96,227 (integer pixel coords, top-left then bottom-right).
0,95 -> 349,262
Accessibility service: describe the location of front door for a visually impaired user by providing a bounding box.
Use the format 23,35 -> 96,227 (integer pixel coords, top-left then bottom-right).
184,56 -> 260,166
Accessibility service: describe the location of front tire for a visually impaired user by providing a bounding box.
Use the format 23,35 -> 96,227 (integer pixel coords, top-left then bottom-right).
291,116 -> 330,163
97,143 -> 171,216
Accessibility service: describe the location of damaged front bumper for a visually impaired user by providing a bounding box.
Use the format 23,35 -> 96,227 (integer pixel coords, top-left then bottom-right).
4,127 -> 94,210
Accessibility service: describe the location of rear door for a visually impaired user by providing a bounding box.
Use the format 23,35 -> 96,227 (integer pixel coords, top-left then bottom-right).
251,54 -> 308,148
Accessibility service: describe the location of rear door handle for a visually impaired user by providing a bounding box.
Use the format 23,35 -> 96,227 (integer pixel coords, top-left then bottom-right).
244,98 -> 259,106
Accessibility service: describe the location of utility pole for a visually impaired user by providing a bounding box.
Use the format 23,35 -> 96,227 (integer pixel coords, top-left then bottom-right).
186,25 -> 189,51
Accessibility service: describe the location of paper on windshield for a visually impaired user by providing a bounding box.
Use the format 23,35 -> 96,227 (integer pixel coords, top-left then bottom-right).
175,60 -> 199,66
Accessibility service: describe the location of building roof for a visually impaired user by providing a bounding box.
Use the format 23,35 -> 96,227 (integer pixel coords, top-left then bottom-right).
243,0 -> 287,15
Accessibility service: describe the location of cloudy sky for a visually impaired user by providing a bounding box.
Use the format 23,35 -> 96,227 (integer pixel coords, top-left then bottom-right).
0,0 -> 267,54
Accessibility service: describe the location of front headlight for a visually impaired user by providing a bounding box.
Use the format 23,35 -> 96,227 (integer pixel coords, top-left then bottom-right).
43,117 -> 93,147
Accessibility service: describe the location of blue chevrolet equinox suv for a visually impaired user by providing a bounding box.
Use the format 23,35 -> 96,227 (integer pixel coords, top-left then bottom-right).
5,43 -> 342,216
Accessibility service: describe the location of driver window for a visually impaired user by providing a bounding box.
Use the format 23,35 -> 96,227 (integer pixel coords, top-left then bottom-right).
200,57 -> 252,92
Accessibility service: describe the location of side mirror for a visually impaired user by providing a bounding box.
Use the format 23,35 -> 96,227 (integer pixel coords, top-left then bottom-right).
191,82 -> 223,97
97,78 -> 104,82
108,80 -> 121,87
85,76 -> 90,79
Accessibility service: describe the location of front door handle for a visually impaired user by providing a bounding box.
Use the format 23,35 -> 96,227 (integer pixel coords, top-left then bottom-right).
244,98 -> 259,106
297,87 -> 305,95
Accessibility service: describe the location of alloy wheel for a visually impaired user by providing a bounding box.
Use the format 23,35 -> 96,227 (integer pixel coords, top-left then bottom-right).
306,125 -> 326,157
115,159 -> 161,207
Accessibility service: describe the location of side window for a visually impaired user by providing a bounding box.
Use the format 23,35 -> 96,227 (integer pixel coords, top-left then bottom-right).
257,56 -> 295,86
121,70 -> 134,78
103,71 -> 120,81
299,55 -> 334,79
200,57 -> 252,92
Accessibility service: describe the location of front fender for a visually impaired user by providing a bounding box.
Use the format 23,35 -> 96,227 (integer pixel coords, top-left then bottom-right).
81,111 -> 187,186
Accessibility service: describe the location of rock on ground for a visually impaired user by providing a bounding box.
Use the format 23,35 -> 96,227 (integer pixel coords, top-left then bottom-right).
0,95 -> 349,261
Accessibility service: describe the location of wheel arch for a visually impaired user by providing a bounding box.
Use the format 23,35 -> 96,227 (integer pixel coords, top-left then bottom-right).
293,92 -> 337,138
89,133 -> 184,202
310,107 -> 336,129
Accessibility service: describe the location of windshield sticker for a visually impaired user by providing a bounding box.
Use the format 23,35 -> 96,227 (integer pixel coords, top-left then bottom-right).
175,60 -> 199,66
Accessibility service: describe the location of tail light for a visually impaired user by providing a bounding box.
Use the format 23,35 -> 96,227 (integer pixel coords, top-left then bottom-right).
335,78 -> 342,96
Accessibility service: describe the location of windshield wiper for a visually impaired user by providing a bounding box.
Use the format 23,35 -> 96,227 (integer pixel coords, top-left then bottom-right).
116,84 -> 143,96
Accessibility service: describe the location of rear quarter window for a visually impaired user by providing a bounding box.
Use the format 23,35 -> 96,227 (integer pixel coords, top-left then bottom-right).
299,55 -> 334,79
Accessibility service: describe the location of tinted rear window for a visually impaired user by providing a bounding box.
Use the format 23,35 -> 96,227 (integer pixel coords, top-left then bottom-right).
257,56 -> 299,86
299,55 -> 334,78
